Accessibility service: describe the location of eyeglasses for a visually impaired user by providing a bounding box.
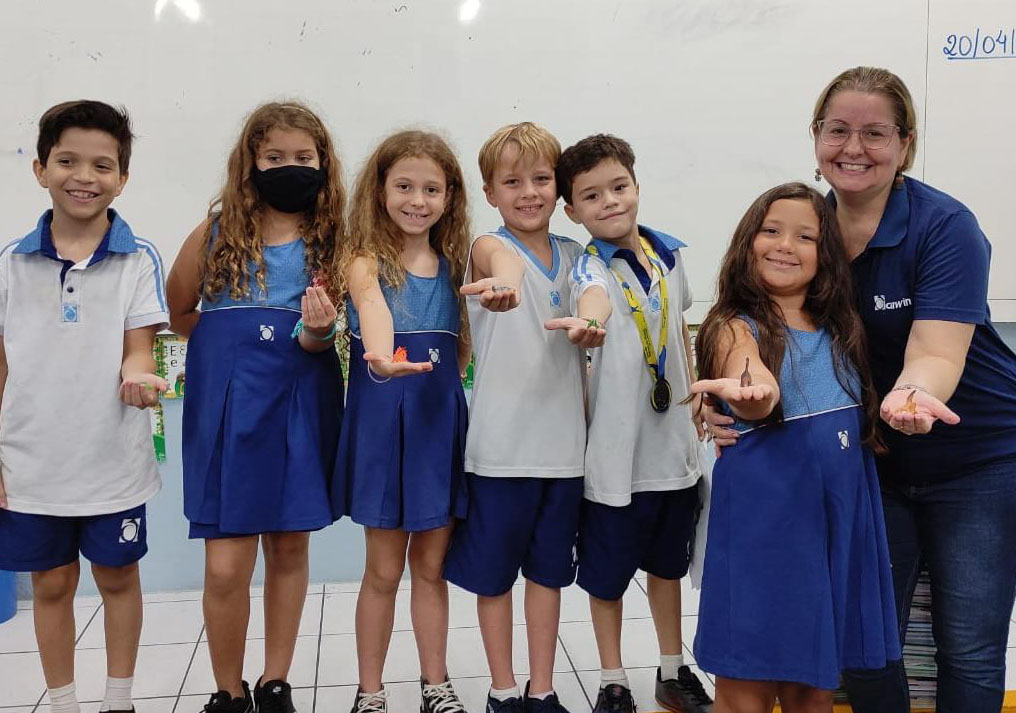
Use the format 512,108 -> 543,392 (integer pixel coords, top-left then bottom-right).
816,120 -> 900,150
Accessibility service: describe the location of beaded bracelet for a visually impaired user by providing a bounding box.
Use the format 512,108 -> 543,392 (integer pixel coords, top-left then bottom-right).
291,319 -> 338,341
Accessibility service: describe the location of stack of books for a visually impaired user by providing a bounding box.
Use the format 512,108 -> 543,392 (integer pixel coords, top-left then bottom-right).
903,568 -> 937,709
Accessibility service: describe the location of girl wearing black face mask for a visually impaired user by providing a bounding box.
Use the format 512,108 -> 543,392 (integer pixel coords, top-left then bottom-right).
166,101 -> 346,713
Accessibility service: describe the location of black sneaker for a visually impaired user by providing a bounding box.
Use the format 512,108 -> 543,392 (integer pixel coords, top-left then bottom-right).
592,684 -> 635,713
350,687 -> 388,713
523,681 -> 570,713
485,689 -> 524,713
654,666 -> 712,713
254,677 -> 296,713
421,677 -> 466,713
203,681 -> 254,713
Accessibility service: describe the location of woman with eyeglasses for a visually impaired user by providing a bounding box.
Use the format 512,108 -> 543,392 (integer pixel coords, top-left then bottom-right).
707,66 -> 1016,712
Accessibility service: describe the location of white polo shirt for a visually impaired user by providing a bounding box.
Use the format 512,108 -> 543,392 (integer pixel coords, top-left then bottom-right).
464,227 -> 586,479
570,225 -> 702,506
0,210 -> 168,516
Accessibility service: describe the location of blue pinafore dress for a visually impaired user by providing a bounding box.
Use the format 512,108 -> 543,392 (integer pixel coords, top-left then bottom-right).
182,236 -> 343,536
694,323 -> 900,690
332,257 -> 468,532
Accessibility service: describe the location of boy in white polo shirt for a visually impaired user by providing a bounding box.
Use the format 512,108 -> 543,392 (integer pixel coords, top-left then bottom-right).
0,101 -> 168,713
556,134 -> 712,713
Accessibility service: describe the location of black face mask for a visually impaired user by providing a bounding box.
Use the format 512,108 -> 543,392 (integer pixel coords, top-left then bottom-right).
251,165 -> 326,213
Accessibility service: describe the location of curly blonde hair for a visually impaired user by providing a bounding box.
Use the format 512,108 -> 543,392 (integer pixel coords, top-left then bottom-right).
337,130 -> 470,301
202,101 -> 346,301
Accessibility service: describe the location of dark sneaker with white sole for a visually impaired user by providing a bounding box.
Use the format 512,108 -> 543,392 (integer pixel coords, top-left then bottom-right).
254,678 -> 296,713
202,681 -> 254,713
592,684 -> 635,713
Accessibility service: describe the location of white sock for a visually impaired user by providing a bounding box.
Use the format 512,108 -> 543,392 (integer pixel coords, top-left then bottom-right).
489,685 -> 521,702
99,676 -> 134,712
48,682 -> 80,713
660,653 -> 685,681
527,690 -> 554,700
599,668 -> 629,689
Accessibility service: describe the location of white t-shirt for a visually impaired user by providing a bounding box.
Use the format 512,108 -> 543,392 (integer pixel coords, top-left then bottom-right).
0,210 -> 168,516
464,227 -> 586,479
570,225 -> 702,505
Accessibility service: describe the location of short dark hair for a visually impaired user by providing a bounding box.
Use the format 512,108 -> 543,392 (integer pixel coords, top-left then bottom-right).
37,100 -> 134,172
556,133 -> 636,204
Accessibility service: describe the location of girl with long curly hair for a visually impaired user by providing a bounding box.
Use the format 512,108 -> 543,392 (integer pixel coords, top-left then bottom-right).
332,130 -> 470,713
166,101 -> 346,713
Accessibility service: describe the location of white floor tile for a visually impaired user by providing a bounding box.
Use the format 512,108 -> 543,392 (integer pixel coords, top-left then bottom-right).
65,643 -> 195,701
316,633 -> 360,687
576,665 -> 714,711
199,594 -> 323,642
0,651 -> 48,706
1007,620 -> 1016,647
182,636 -> 318,694
0,604 -> 100,653
321,591 -> 358,636
36,697 -> 178,713
2,708 -> 37,713
680,580 -> 700,617
560,618 -> 665,671
78,600 -> 204,649
1007,647 -> 1016,689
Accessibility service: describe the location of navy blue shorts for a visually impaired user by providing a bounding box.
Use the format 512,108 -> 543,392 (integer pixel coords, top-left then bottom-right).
576,487 -> 699,601
444,474 -> 583,596
0,504 -> 148,572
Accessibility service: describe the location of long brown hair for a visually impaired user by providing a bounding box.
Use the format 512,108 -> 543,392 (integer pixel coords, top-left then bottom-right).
337,130 -> 470,302
202,101 -> 346,300
696,182 -> 882,449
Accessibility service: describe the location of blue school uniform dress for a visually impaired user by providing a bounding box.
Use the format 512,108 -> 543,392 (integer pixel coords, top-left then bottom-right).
694,323 -> 900,690
182,236 -> 343,538
333,257 -> 468,532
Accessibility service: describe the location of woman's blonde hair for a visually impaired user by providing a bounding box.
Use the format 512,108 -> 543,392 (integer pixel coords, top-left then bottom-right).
811,66 -> 918,172
202,101 -> 346,300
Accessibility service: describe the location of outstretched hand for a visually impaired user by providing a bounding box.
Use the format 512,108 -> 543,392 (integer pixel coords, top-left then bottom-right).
119,372 -> 169,409
301,286 -> 338,338
689,377 -> 774,405
880,387 -> 960,435
460,278 -> 520,312
544,317 -> 607,348
363,350 -> 434,379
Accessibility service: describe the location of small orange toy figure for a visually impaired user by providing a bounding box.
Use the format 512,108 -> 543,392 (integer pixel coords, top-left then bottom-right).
899,389 -> 918,414
392,346 -> 408,363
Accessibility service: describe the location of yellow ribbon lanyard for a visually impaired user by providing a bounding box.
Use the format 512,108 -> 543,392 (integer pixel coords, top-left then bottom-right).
587,236 -> 669,383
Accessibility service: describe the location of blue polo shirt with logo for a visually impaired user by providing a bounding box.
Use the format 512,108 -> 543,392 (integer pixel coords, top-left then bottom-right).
841,176 -> 1016,483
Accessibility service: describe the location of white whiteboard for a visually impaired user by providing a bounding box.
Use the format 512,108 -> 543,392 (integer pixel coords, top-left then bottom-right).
0,0 -> 1010,322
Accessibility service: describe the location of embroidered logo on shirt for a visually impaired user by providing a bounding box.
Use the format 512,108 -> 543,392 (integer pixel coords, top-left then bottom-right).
429,348 -> 441,363
259,325 -> 275,341
873,294 -> 912,311
62,304 -> 79,323
549,290 -> 561,307
120,518 -> 141,544
838,430 -> 850,449
649,295 -> 662,312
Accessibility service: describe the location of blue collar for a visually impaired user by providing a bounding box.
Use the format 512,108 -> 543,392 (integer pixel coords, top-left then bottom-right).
588,225 -> 685,295
14,209 -> 138,262
827,179 -> 910,251
496,225 -> 561,280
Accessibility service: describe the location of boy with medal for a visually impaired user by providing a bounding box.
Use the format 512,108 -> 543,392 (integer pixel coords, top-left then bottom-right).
551,135 -> 712,713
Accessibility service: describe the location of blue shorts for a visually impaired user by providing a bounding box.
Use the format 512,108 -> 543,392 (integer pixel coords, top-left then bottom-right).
444,474 -> 583,596
0,505 -> 148,572
576,487 -> 699,601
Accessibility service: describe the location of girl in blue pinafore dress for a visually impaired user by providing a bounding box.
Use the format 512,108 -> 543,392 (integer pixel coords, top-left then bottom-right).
333,131 -> 470,713
166,102 -> 346,713
689,183 -> 899,712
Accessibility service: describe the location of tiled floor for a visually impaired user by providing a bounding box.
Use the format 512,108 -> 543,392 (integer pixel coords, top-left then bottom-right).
1,574 -> 713,713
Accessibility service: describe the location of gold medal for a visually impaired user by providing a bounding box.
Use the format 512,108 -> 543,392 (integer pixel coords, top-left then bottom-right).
651,378 -> 672,413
